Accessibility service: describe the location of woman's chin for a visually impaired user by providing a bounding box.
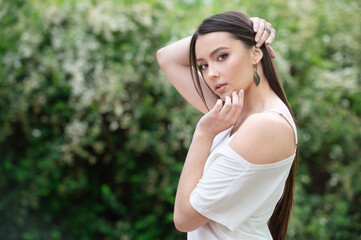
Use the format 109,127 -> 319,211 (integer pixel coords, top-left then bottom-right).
218,92 -> 231,101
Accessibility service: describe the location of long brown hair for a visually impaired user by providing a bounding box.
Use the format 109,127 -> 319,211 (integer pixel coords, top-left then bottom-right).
189,11 -> 298,240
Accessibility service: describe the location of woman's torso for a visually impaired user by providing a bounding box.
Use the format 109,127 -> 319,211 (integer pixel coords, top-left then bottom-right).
188,105 -> 297,240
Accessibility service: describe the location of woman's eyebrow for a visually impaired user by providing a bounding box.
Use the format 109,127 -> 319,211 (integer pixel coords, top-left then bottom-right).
197,46 -> 229,62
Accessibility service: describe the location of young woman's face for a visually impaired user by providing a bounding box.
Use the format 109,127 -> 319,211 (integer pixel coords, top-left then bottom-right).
195,32 -> 254,100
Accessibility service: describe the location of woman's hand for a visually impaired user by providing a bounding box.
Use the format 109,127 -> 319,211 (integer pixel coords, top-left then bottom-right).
195,90 -> 244,138
250,17 -> 276,58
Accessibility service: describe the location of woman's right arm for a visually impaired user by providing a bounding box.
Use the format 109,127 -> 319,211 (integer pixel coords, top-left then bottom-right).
156,36 -> 217,114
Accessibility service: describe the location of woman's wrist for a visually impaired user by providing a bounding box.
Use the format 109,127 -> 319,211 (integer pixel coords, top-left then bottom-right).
193,126 -> 218,141
156,36 -> 192,68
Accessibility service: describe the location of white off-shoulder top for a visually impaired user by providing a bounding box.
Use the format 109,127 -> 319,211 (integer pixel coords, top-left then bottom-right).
188,109 -> 298,240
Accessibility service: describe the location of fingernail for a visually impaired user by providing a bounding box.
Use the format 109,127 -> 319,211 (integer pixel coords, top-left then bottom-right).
240,89 -> 244,94
255,37 -> 259,42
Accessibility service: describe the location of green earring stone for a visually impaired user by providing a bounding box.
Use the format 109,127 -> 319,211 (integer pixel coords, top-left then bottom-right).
254,71 -> 260,86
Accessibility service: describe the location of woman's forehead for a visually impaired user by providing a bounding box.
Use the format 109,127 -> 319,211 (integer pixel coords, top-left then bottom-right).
195,32 -> 241,57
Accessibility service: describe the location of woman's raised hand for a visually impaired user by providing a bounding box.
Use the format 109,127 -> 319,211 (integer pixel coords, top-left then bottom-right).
195,90 -> 244,138
250,17 -> 276,58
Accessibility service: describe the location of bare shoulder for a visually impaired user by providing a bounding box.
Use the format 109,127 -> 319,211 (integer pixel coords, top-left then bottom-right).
229,112 -> 296,164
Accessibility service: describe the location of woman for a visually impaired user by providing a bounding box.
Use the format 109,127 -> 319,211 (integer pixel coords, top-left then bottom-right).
156,11 -> 298,240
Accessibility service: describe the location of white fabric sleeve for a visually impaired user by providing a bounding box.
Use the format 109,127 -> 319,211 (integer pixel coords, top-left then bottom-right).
189,144 -> 293,231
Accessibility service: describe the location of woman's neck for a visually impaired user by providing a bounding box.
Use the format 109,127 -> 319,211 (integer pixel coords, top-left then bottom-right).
243,70 -> 276,114
231,76 -> 276,136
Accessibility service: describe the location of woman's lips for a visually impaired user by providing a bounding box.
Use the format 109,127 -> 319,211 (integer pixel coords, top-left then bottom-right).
214,83 -> 227,94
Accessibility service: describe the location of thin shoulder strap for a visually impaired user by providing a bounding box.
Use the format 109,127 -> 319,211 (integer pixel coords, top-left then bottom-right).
263,109 -> 298,145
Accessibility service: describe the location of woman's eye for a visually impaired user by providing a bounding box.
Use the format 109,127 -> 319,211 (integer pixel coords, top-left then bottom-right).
198,64 -> 208,70
218,54 -> 229,61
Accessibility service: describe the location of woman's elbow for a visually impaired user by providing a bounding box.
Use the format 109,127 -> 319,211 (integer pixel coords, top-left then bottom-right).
173,213 -> 190,232
173,210 -> 203,232
156,48 -> 166,67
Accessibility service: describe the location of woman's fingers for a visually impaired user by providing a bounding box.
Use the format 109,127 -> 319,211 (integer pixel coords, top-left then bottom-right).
211,99 -> 223,113
208,89 -> 244,126
226,91 -> 239,119
266,26 -> 276,45
254,19 -> 266,44
219,96 -> 232,115
250,17 -> 264,43
230,90 -> 244,120
235,89 -> 244,116
250,17 -> 260,32
257,22 -> 273,47
267,45 -> 276,58
219,91 -> 244,122
250,17 -> 276,52
199,91 -> 244,135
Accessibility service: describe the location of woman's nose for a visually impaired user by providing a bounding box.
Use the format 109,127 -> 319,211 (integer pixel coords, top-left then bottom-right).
207,65 -> 219,80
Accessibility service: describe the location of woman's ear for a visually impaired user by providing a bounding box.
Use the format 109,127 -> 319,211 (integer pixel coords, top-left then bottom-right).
251,46 -> 263,64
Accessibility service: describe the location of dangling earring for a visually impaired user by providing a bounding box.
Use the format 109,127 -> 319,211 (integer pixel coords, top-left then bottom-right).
253,65 -> 260,86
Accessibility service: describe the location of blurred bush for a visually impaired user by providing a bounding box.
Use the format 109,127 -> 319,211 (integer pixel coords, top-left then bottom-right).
0,0 -> 198,239
0,0 -> 360,239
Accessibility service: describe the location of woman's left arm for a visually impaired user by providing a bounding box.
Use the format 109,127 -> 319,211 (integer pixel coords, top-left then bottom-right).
173,91 -> 244,232
173,128 -> 213,232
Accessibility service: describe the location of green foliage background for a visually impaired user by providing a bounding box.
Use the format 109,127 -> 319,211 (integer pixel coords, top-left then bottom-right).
0,0 -> 360,239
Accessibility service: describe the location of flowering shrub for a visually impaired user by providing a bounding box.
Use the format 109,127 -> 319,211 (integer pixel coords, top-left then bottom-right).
0,1 -> 198,239
0,0 -> 360,239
